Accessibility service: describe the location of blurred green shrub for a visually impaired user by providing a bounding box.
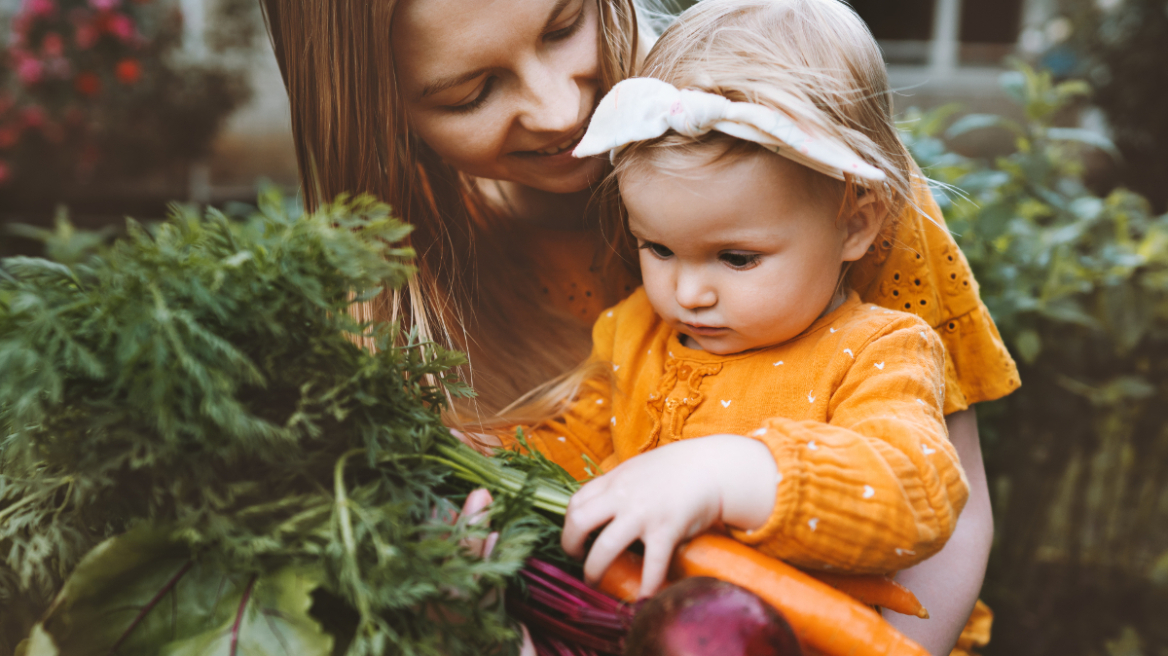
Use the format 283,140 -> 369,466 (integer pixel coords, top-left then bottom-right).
1048,0 -> 1168,211
902,63 -> 1168,656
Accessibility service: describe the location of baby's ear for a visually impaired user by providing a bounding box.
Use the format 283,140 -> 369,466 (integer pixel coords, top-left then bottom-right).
840,191 -> 888,263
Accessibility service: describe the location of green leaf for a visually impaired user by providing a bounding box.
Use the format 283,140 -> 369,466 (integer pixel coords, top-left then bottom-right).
1015,329 -> 1042,364
27,528 -> 333,656
1046,127 -> 1122,160
945,113 -> 1025,140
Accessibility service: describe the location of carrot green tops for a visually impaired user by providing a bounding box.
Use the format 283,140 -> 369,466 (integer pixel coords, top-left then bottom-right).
523,288 -> 969,574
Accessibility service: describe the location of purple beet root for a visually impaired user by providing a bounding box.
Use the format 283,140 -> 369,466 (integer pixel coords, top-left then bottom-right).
624,577 -> 803,656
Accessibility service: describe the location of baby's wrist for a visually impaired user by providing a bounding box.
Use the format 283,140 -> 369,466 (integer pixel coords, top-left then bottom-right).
705,434 -> 780,531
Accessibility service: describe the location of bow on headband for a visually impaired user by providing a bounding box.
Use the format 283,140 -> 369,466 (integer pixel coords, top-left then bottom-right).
573,77 -> 886,183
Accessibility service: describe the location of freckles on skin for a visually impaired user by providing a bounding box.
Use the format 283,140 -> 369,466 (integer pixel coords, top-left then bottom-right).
621,152 -> 850,354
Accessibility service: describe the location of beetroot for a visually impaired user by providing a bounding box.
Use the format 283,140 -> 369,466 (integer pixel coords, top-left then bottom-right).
624,577 -> 803,656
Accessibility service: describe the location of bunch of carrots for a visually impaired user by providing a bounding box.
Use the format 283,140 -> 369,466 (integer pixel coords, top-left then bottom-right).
440,442 -> 932,656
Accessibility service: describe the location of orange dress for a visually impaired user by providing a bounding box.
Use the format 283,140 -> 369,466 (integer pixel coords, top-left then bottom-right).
524,288 -> 968,573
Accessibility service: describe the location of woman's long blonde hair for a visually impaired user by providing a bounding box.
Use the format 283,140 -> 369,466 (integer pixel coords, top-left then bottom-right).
257,0 -> 644,417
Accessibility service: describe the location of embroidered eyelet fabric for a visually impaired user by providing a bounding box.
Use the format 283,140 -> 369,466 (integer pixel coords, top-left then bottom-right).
520,288 -> 969,574
847,177 -> 1021,413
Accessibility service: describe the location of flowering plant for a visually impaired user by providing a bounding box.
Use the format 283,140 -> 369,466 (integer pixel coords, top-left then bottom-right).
0,0 -> 248,197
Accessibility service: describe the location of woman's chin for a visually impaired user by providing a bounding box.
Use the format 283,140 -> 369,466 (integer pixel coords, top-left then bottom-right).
514,155 -> 606,195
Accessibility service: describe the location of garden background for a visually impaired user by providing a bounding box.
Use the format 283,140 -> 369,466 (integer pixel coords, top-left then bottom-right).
2,0 -> 1167,654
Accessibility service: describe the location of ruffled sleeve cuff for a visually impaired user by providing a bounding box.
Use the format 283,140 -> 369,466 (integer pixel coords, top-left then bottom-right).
939,300 -> 1021,414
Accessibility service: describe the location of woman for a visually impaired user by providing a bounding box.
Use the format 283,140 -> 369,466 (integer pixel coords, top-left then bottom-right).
259,0 -> 1016,652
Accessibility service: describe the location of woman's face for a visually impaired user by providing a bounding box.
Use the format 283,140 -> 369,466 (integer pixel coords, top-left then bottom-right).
393,0 -> 606,194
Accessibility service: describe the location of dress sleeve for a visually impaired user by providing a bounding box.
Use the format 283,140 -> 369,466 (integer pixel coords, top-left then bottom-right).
730,317 -> 969,573
847,175 -> 1020,413
508,307 -> 620,481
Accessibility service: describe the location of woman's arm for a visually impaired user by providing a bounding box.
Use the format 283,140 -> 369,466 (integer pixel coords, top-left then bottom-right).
886,408 -> 993,656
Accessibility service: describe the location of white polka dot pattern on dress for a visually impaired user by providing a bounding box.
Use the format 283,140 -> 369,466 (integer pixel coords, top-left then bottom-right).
863,485 -> 875,498
807,391 -> 816,403
721,400 -> 732,408
921,444 -> 936,455
843,348 -> 854,358
612,364 -> 620,372
807,441 -> 818,450
829,327 -> 837,333
557,437 -> 567,442
774,361 -> 784,366
808,518 -> 820,531
874,362 -> 885,370
752,427 -> 767,437
895,548 -> 916,557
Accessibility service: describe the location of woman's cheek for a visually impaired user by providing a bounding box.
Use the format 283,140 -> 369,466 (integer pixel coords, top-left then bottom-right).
414,111 -> 512,178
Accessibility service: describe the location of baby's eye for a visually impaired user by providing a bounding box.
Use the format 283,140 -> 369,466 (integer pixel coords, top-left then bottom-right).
640,242 -> 674,259
720,251 -> 761,269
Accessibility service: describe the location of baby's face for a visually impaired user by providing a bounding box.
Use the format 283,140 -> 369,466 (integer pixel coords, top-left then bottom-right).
622,151 -> 860,355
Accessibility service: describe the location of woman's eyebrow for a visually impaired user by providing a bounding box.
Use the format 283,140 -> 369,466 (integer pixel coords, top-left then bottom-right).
417,0 -> 575,101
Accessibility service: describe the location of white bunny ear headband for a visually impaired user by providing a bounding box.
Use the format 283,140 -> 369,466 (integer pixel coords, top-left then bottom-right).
573,77 -> 886,183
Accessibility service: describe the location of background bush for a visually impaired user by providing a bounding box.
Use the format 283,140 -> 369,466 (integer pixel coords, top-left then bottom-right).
903,63 -> 1168,656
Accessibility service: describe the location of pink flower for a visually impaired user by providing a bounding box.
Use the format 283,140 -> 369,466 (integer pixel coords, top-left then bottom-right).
75,24 -> 98,49
22,0 -> 57,17
41,32 -> 64,57
21,105 -> 45,128
16,57 -> 44,85
107,13 -> 134,41
88,0 -> 120,10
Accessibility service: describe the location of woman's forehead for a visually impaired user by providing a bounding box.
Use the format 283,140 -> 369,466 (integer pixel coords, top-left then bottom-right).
393,0 -> 576,99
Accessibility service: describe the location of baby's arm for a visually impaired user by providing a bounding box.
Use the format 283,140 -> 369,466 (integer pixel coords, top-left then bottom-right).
732,316 -> 968,573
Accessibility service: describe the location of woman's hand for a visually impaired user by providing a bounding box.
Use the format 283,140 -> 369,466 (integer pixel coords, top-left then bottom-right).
454,488 -> 536,656
560,434 -> 779,598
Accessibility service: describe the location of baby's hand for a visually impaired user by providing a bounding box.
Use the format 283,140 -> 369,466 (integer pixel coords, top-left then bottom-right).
560,434 -> 779,598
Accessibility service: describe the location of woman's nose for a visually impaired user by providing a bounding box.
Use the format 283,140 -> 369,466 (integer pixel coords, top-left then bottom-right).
516,58 -> 580,134
675,269 -> 717,310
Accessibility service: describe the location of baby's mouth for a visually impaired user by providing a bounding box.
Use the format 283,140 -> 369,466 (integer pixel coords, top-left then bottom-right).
681,322 -> 729,336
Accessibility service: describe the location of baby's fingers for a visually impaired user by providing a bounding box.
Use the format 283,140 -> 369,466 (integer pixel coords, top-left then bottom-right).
582,518 -> 641,586
638,534 -> 677,599
561,492 -> 615,558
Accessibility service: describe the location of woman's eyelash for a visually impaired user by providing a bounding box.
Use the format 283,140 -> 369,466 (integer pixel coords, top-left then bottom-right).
447,77 -> 497,114
544,6 -> 585,42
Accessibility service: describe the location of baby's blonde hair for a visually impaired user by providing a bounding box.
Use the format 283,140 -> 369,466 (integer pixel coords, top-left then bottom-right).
612,0 -> 916,226
482,0 -> 921,438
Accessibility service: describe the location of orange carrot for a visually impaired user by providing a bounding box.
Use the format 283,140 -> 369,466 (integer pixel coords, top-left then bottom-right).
675,535 -> 928,656
807,571 -> 930,619
598,550 -> 645,603
598,536 -> 929,656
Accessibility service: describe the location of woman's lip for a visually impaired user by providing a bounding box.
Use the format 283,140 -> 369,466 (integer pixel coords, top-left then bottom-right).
513,132 -> 586,160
